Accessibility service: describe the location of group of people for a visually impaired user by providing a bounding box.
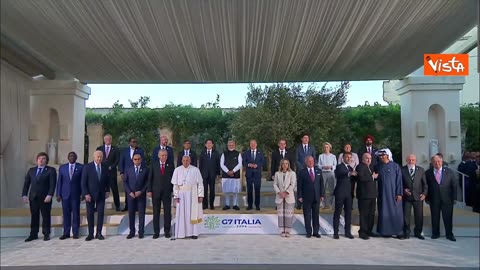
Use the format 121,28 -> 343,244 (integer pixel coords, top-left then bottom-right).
21,133 -> 472,242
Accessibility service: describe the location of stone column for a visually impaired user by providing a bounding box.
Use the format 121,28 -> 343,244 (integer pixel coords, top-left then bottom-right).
394,76 -> 464,169
86,124 -> 104,162
29,80 -> 91,165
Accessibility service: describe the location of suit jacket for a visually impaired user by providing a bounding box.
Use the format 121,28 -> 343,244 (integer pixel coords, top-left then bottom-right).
119,147 -> 146,175
297,167 -> 324,203
22,166 -> 57,200
357,146 -> 378,168
401,165 -> 428,201
242,149 -> 265,179
148,161 -> 174,197
177,150 -> 198,167
425,167 -> 457,204
123,165 -> 148,197
273,171 -> 297,204
334,163 -> 353,198
355,162 -> 377,199
96,144 -> 120,172
198,149 -> 221,179
152,145 -> 175,166
56,163 -> 83,200
296,144 -> 317,171
271,148 -> 296,178
81,162 -> 110,201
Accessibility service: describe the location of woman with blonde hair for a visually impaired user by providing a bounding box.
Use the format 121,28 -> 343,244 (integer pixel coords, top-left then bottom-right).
273,159 -> 297,237
318,142 -> 337,209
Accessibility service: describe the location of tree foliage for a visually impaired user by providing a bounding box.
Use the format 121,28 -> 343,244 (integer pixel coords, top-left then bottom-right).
460,104 -> 480,152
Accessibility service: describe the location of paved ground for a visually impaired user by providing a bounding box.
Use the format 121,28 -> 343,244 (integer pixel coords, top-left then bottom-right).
1,235 -> 478,269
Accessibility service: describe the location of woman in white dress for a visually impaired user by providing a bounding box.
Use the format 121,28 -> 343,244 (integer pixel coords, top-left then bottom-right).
318,142 -> 337,209
273,159 -> 297,237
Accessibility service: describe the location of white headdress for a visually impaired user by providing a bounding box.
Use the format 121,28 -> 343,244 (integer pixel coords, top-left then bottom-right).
376,148 -> 393,162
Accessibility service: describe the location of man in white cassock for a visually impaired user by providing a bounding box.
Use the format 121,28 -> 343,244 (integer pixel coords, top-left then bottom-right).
172,155 -> 204,239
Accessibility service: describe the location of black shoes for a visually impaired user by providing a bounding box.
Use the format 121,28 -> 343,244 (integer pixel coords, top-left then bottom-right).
333,234 -> 339,239
85,235 -> 94,241
43,235 -> 50,241
25,235 -> 38,242
306,234 -> 312,238
222,205 -> 231,210
396,235 -> 405,240
415,234 -> 425,240
165,233 -> 171,238
246,206 -> 253,210
313,234 -> 321,238
115,207 -> 121,212
126,234 -> 134,239
256,207 -> 261,211
359,234 -> 370,240
138,234 -> 144,239
191,236 -> 198,239
59,235 -> 70,240
153,234 -> 159,239
431,235 -> 440,239
210,206 -> 215,210
73,235 -> 79,239
368,232 -> 379,237
96,234 -> 105,240
345,234 -> 354,239
233,205 -> 240,210
121,208 -> 128,212
446,235 -> 456,242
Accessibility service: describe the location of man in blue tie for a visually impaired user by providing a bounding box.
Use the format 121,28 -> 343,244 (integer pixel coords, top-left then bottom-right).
124,154 -> 148,239
242,139 -> 265,210
81,150 -> 110,241
22,152 -> 57,242
56,152 -> 83,240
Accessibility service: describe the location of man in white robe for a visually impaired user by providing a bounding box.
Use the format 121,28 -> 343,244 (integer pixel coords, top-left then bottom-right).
171,155 -> 204,239
220,140 -> 243,210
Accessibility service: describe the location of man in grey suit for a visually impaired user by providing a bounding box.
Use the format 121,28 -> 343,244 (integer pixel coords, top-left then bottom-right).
402,154 -> 428,239
295,134 -> 317,209
425,154 -> 457,241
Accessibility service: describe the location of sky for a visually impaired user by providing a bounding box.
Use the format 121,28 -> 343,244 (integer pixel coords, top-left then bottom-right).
85,80 -> 388,108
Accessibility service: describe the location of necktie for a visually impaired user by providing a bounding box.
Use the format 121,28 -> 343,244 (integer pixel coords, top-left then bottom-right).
135,166 -> 139,177
410,168 -> 415,181
106,146 -> 110,158
208,151 -> 211,159
304,145 -> 307,154
69,164 -> 74,179
368,147 -> 372,154
185,150 -> 188,156
96,164 -> 101,180
252,150 -> 255,160
36,168 -> 42,177
281,150 -> 284,158
161,163 -> 165,175
435,170 -> 441,184
309,169 -> 315,182
347,165 -> 353,172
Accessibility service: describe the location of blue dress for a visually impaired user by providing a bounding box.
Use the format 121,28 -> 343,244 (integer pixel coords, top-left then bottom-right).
376,161 -> 403,236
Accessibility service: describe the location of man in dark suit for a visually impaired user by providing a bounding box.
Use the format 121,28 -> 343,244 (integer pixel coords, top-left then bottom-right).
355,152 -> 378,240
426,154 -> 457,241
119,137 -> 146,212
198,139 -> 220,210
271,139 -> 295,180
148,149 -> 174,238
295,134 -> 316,209
96,134 -> 120,211
22,152 -> 57,242
402,154 -> 428,240
124,154 -> 148,239
333,152 -> 355,239
56,152 -> 83,240
298,156 -> 324,238
356,135 -> 378,203
81,150 -> 110,241
243,139 -> 265,210
152,135 -> 175,166
177,140 -> 198,167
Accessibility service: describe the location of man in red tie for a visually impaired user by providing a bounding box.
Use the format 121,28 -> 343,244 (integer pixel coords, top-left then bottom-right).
297,156 -> 325,238
147,150 -> 174,239
425,154 -> 457,241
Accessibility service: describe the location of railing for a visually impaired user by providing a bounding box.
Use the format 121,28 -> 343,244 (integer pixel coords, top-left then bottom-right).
449,168 -> 469,209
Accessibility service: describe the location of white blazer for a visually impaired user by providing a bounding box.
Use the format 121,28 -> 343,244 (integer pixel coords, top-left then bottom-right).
273,171 -> 297,204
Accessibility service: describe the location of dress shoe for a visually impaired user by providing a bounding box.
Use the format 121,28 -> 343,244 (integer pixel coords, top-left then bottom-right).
138,234 -> 144,239
202,206 -> 208,210
306,234 -> 312,238
359,234 -> 370,240
153,234 -> 159,239
368,232 -> 379,237
164,233 -> 171,238
115,207 -> 121,212
345,234 -> 354,239
446,235 -> 456,242
210,206 -> 215,210
313,234 -> 321,238
96,234 -> 105,240
222,205 -> 231,210
414,234 -> 425,240
59,235 -> 70,240
73,235 -> 79,239
431,235 -> 440,239
121,208 -> 128,212
126,234 -> 134,239
404,234 -> 410,239
25,235 -> 38,242
256,207 -> 261,211
191,236 -> 198,239
246,206 -> 253,210
43,235 -> 50,241
233,205 -> 240,210
85,235 -> 94,241
333,234 -> 339,239
396,235 -> 405,240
